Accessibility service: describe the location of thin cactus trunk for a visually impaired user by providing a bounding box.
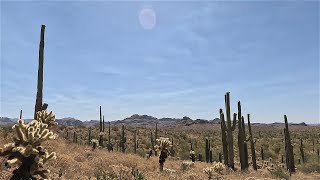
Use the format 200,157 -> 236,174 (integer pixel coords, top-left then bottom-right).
284,115 -> 295,173
238,101 -> 246,170
19,110 -> 22,119
224,92 -> 236,169
34,25 -> 45,119
99,106 -> 103,147
107,121 -> 111,151
247,114 -> 257,170
151,131 -> 154,152
133,129 -> 137,154
102,115 -> 105,132
155,123 -> 158,156
312,137 -> 315,153
121,124 -> 126,153
205,138 -> 210,163
261,147 -> 264,161
300,139 -> 305,163
88,127 -> 91,145
220,109 -> 229,166
242,116 -> 249,169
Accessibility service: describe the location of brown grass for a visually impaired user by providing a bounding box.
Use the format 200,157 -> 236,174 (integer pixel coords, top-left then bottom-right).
1,136 -> 320,180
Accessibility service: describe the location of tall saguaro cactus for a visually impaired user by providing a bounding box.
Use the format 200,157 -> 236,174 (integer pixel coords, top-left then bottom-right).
120,124 -> 126,153
205,138 -> 210,163
220,109 -> 229,166
237,101 -> 246,170
133,129 -> 137,154
155,123 -> 158,156
102,115 -> 105,132
34,25 -> 46,119
247,114 -> 257,170
220,92 -> 237,169
19,110 -> 22,119
242,116 -> 249,169
88,127 -> 92,145
284,115 -> 295,173
98,106 -> 103,147
300,139 -> 305,163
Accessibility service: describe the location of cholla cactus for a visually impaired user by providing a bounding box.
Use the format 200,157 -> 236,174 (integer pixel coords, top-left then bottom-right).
155,137 -> 172,151
155,137 -> 172,172
190,150 -> 196,162
109,164 -> 132,179
181,161 -> 195,171
0,110 -> 57,180
203,162 -> 225,179
91,139 -> 99,150
163,168 -> 176,175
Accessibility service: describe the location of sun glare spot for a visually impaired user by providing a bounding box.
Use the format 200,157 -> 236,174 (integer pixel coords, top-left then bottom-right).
138,8 -> 156,30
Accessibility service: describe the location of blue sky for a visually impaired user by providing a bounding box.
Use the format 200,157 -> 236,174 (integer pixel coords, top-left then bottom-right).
1,1 -> 319,123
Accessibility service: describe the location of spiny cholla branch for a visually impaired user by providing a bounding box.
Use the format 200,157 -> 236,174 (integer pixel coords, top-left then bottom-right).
0,110 -> 57,180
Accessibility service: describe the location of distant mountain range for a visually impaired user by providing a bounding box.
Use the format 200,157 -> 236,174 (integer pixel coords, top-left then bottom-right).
0,114 -> 316,127
0,114 -> 220,127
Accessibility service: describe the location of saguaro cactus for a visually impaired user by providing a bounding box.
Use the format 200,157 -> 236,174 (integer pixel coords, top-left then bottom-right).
247,114 -> 257,170
88,127 -> 92,145
220,109 -> 229,166
155,123 -> 158,156
150,131 -> 154,153
99,106 -> 103,147
261,147 -> 264,161
102,115 -> 105,132
237,101 -> 246,170
170,138 -> 175,157
220,92 -> 237,169
120,124 -> 126,153
242,116 -> 249,169
205,138 -> 210,163
300,139 -> 305,163
284,115 -> 295,173
209,150 -> 213,163
133,129 -> 137,154
19,110 -> 22,119
107,121 -> 113,152
34,25 -> 46,119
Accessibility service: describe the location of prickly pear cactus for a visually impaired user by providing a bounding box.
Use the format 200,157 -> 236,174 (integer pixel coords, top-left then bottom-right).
0,110 -> 57,180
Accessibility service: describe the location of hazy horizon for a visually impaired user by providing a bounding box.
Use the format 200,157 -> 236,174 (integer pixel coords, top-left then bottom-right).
1,1 -> 319,124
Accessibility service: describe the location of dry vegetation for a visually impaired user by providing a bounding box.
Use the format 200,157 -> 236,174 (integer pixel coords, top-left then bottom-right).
1,122 -> 320,180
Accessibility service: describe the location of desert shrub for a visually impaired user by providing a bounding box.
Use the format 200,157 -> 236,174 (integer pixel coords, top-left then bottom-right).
0,126 -> 12,139
299,161 -> 320,173
136,148 -> 146,158
112,126 -> 119,131
268,166 -> 290,180
131,168 -> 144,180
